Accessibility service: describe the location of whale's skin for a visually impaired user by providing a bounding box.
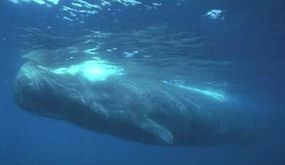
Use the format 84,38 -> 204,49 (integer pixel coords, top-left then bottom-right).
15,62 -> 253,146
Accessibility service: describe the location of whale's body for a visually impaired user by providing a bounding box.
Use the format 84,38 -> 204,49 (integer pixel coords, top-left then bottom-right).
15,61 -> 253,146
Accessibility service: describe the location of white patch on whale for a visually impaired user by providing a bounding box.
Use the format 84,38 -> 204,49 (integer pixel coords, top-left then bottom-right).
52,60 -> 124,82
162,80 -> 227,102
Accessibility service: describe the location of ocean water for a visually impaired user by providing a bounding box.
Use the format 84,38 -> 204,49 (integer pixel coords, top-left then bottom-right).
0,0 -> 285,164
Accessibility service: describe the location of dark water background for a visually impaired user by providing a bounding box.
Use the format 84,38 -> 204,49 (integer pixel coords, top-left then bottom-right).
0,0 -> 285,164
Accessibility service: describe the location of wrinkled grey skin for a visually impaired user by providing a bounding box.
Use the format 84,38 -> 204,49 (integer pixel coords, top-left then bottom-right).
15,63 -> 254,146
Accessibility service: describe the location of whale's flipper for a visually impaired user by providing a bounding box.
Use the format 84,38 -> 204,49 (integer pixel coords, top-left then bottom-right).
137,118 -> 174,144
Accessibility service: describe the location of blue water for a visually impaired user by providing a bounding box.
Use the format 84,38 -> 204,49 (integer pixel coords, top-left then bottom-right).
1,0 -> 285,164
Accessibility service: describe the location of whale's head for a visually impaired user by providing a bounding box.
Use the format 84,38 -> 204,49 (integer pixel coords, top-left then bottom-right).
15,63 -> 66,117
14,60 -> 125,119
